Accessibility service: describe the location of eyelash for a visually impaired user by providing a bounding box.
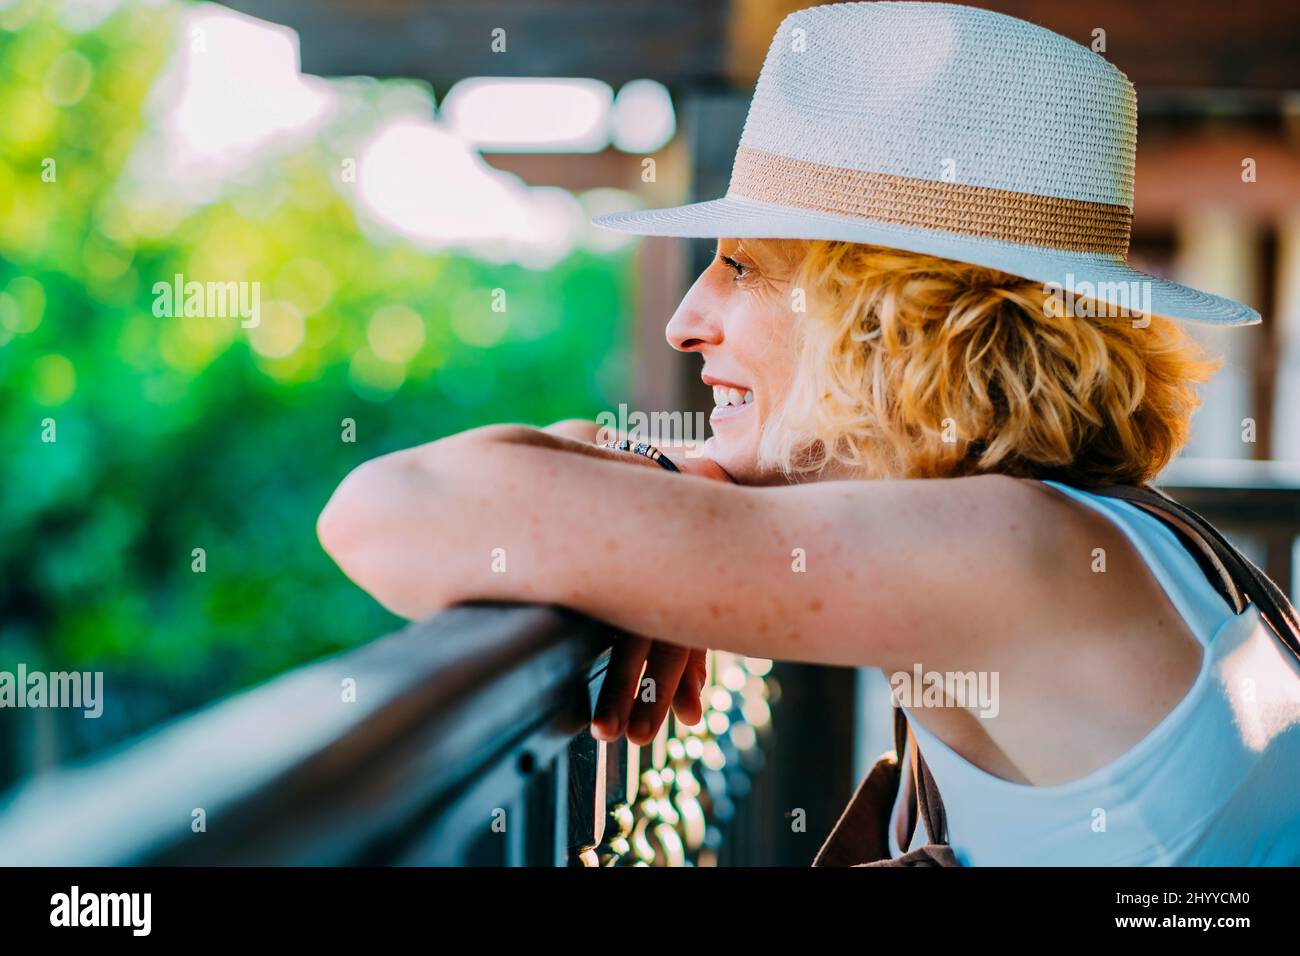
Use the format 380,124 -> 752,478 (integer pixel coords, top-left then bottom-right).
720,254 -> 748,279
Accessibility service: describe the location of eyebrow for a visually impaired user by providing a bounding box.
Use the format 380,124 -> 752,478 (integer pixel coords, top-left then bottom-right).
734,239 -> 798,280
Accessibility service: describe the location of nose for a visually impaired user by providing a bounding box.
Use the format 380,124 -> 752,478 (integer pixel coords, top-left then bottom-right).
665,274 -> 723,353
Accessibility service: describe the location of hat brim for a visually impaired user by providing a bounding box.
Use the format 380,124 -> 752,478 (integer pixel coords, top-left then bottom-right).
592,195 -> 1260,327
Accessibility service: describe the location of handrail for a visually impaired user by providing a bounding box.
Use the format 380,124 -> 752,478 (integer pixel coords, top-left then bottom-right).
1158,457 -> 1300,595
2,463 -> 1293,866
0,603 -> 612,865
1160,456 -> 1300,492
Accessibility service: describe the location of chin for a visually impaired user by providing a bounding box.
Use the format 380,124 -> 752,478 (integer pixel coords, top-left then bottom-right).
705,436 -> 773,485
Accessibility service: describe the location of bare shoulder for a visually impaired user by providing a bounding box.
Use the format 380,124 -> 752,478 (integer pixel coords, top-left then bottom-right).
834,472 -> 1200,667
1010,477 -> 1195,616
893,476 -> 1208,784
757,472 -> 1088,671
989,476 -> 1205,651
986,478 -> 1205,779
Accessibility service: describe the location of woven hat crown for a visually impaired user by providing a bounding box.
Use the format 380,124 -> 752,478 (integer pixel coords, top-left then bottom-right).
590,0 -> 1259,324
728,2 -> 1138,256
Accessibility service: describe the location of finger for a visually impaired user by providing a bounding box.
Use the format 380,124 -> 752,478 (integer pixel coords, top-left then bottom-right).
627,642 -> 691,745
671,648 -> 709,726
591,635 -> 653,741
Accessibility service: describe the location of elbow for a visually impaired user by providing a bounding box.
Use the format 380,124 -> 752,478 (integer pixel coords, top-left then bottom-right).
317,455 -> 437,620
317,427 -> 531,619
317,459 -> 378,569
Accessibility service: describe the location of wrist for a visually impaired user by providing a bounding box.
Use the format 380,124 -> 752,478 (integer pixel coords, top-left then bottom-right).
602,438 -> 680,473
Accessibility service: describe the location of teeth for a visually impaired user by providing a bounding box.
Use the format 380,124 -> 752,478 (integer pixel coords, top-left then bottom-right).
712,385 -> 754,407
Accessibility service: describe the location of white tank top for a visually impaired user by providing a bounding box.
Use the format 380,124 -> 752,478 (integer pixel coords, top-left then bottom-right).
889,479 -> 1300,865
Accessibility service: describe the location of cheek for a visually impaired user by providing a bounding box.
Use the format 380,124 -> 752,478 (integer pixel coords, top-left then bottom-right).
743,305 -> 798,406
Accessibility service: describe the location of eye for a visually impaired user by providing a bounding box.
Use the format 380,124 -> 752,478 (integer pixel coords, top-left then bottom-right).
719,254 -> 748,279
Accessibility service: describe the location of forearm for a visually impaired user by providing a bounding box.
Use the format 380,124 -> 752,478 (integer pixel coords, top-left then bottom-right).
318,424 -> 787,654
318,425 -> 686,610
317,424 -> 1035,668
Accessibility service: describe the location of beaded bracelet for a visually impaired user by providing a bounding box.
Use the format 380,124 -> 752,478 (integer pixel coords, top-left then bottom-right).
602,438 -> 680,473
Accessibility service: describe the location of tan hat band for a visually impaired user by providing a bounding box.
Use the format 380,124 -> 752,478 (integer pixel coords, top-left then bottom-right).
728,147 -> 1133,257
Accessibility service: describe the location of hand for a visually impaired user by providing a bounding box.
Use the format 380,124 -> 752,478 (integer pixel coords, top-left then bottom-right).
539,420 -> 727,743
665,452 -> 734,483
591,638 -> 709,745
541,420 -> 736,484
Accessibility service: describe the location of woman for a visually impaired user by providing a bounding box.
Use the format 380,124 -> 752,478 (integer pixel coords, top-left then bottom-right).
319,3 -> 1300,865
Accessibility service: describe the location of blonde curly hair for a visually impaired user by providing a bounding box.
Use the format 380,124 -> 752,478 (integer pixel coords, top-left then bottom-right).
757,240 -> 1221,486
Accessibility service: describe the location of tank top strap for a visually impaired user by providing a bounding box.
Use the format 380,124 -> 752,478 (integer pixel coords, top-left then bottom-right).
1040,479 -> 1235,645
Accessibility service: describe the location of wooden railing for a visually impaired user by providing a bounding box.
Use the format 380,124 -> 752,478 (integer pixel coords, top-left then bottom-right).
0,603 -> 777,866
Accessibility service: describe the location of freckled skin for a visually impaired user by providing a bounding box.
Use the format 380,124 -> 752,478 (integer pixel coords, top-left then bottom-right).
319,240 -> 1207,787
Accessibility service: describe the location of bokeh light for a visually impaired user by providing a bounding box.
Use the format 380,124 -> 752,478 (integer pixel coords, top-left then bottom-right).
441,77 -> 612,152
610,79 -> 675,153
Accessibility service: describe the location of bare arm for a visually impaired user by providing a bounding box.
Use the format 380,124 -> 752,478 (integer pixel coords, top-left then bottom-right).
317,424 -> 1046,672
540,418 -> 718,742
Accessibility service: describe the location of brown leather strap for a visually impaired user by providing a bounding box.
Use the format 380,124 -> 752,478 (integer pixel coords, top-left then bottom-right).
893,702 -> 950,851
1087,483 -> 1300,662
911,728 -> 949,845
858,842 -> 960,867
1098,491 -> 1248,613
811,737 -> 902,865
891,706 -> 916,850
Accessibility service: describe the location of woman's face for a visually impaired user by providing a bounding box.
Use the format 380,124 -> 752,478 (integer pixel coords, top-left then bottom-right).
666,238 -> 802,484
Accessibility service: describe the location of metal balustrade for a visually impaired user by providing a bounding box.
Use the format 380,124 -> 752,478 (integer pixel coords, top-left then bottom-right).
1,462 -> 1295,867
0,603 -> 776,866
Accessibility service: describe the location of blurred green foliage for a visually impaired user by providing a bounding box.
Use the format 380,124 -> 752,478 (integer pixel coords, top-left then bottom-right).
0,0 -> 634,767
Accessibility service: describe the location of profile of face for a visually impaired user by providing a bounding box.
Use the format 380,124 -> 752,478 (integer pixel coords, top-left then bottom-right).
666,238 -> 802,484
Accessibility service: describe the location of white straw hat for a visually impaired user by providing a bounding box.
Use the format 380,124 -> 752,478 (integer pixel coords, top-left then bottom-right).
593,1 -> 1260,326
